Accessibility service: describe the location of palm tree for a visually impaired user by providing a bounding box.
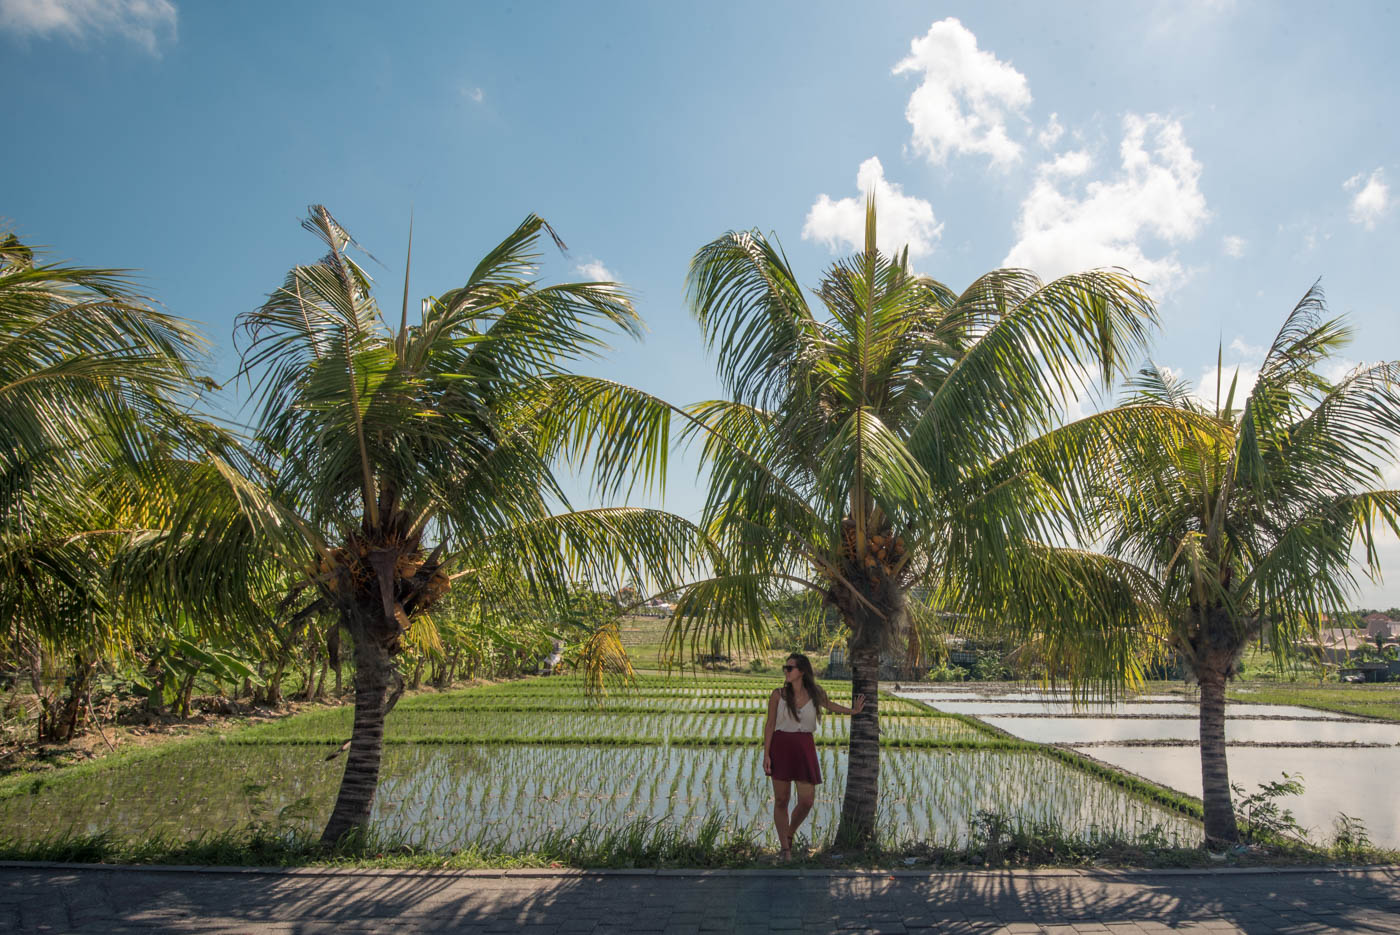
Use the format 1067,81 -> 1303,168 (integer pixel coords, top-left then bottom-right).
0,232 -> 250,739
236,207 -> 698,845
1079,285 -> 1400,846
656,202 -> 1176,844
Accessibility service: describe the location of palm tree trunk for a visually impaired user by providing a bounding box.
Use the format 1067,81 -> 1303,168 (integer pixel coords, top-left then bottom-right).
51,656 -> 96,741
836,641 -> 880,846
320,613 -> 393,846
1198,654 -> 1238,847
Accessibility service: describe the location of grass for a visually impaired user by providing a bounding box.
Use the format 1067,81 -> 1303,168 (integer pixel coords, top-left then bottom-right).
616,616 -> 793,673
1227,682 -> 1400,721
9,671 -> 1397,869
3,814 -> 1392,871
0,682 -> 1206,856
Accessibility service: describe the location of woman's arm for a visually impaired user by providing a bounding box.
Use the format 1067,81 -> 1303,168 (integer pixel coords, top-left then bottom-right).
762,689 -> 779,775
822,693 -> 866,716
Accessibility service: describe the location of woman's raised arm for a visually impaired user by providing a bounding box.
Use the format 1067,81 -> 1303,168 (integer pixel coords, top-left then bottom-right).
822,693 -> 865,716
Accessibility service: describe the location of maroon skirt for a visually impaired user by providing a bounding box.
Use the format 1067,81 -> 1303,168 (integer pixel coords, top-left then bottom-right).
769,730 -> 822,784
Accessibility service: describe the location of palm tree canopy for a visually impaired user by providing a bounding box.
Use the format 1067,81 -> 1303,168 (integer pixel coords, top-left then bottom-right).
668,200 -> 1168,667
234,206 -> 703,650
0,232 -> 261,657
1095,283 -> 1400,658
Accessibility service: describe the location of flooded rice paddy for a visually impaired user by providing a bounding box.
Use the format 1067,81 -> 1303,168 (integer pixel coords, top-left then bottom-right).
1085,746 -> 1400,846
1,675 -> 1201,852
896,685 -> 1400,848
908,699 -> 1340,718
0,741 -> 1198,850
985,716 -> 1400,746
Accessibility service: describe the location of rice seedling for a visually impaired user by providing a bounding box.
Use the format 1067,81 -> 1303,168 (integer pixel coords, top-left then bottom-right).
0,739 -> 1200,852
0,674 -> 1225,860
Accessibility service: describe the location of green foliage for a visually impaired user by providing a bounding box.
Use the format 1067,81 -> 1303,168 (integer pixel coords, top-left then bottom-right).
1332,813 -> 1372,858
0,231 -> 274,739
1231,773 -> 1307,844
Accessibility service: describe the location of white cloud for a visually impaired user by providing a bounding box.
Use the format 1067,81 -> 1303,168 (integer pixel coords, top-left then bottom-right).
802,156 -> 944,260
1042,149 -> 1091,180
575,259 -> 616,282
1196,361 -> 1260,410
1321,356 -> 1362,384
1037,113 -> 1064,149
464,86 -> 484,103
1222,235 -> 1246,258
0,0 -> 176,52
1002,114 -> 1208,296
1228,336 -> 1266,358
1345,169 -> 1391,230
892,18 -> 1031,169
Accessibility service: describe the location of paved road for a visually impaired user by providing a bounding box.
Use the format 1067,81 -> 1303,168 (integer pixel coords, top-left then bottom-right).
4,863 -> 1398,933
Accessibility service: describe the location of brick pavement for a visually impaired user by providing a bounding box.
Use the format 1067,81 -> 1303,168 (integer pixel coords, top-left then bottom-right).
3,863 -> 1398,934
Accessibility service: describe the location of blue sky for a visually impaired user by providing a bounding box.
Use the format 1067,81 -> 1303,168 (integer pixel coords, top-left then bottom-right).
5,0 -> 1400,604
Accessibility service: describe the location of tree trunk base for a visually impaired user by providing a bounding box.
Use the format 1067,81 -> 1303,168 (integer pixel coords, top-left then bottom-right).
320,626 -> 393,847
835,643 -> 881,847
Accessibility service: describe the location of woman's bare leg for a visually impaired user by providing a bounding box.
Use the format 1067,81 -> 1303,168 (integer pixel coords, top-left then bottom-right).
770,777 -> 793,856
786,781 -> 817,848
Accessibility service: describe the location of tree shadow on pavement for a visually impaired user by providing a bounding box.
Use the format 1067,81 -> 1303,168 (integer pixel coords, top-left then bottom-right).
6,865 -> 1399,933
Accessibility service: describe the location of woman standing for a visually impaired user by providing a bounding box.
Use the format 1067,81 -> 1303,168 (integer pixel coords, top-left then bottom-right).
762,653 -> 865,860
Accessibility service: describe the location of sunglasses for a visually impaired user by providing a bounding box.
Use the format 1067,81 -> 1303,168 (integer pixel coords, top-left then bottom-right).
782,664 -> 798,671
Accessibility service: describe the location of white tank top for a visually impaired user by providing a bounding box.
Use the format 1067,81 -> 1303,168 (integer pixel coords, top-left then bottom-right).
774,695 -> 817,733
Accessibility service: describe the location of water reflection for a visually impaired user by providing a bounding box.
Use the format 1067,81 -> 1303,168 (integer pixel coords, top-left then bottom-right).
897,689 -> 1400,848
0,741 -> 1199,850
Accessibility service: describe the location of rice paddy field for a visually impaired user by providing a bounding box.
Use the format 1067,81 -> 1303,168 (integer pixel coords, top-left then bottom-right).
897,684 -> 1400,848
0,675 -> 1204,854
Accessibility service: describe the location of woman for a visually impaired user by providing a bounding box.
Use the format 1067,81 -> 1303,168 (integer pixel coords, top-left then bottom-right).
762,653 -> 864,860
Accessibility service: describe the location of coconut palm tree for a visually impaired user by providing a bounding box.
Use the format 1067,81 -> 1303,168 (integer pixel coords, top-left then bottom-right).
1079,284 -> 1400,845
236,207 -> 699,844
0,232 -> 258,738
646,202 -> 1181,844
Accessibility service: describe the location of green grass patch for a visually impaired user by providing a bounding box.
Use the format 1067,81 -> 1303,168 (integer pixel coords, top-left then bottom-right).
13,811 -> 1368,871
1228,683 -> 1400,721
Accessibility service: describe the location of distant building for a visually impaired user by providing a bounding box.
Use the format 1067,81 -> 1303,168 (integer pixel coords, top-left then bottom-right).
1362,613 -> 1400,641
1306,627 -> 1367,665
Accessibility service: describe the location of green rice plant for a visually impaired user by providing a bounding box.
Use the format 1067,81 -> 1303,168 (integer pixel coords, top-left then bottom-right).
0,741 -> 1201,853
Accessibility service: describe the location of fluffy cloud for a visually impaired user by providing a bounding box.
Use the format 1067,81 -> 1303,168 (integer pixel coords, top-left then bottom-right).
1222,235 -> 1246,258
1345,169 -> 1391,230
0,0 -> 176,52
575,260 -> 616,282
1002,114 -> 1208,296
1195,360 -> 1260,410
802,156 -> 944,260
892,18 -> 1031,168
1228,336 -> 1266,359
1037,113 -> 1064,149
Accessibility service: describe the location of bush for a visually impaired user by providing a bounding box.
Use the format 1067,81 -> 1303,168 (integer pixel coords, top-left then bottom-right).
927,663 -> 969,682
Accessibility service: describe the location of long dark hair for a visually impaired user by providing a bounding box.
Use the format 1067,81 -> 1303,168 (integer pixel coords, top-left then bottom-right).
782,653 -> 827,721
